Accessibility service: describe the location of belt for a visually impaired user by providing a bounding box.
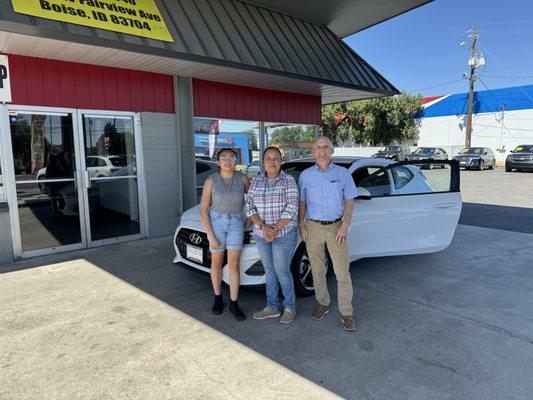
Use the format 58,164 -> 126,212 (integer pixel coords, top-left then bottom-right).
309,218 -> 342,225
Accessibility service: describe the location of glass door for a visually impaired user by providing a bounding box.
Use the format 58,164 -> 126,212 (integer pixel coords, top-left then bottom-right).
79,113 -> 143,245
6,108 -> 85,256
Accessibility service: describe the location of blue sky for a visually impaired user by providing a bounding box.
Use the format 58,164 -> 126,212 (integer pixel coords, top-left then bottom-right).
344,0 -> 533,98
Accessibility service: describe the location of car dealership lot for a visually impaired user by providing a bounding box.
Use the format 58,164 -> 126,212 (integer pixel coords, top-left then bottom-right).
1,167 -> 532,400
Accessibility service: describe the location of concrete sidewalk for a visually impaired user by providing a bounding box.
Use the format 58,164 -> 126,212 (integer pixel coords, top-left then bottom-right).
1,224 -> 533,400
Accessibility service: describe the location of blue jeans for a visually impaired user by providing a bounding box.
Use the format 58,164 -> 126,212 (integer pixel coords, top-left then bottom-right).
254,228 -> 297,310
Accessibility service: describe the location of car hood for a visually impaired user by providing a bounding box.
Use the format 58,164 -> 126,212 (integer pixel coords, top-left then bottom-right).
181,205 -> 201,222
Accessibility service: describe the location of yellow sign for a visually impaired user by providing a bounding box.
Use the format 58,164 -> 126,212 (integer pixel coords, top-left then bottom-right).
12,0 -> 173,42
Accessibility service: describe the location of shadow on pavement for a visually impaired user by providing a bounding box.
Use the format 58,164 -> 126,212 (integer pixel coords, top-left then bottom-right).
459,202 -> 533,234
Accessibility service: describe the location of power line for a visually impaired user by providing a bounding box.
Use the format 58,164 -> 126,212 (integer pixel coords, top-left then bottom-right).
483,19 -> 533,25
483,75 -> 533,80
405,79 -> 464,93
477,77 -> 506,107
478,43 -> 533,105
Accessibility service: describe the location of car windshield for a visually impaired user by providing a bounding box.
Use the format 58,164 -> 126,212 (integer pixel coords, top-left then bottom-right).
514,145 -> 533,153
382,146 -> 399,152
414,148 -> 434,155
460,147 -> 483,155
281,161 -> 352,181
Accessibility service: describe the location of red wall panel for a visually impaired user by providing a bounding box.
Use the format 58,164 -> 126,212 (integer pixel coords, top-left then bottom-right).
192,78 -> 321,125
6,54 -> 174,113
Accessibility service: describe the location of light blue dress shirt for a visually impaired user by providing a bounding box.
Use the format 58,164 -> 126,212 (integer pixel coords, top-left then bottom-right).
298,163 -> 359,221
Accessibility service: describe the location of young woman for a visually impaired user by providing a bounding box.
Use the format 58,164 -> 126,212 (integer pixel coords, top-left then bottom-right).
245,147 -> 299,324
199,148 -> 250,321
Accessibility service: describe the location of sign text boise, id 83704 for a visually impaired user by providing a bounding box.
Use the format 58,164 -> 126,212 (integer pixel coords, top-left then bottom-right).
11,0 -> 173,42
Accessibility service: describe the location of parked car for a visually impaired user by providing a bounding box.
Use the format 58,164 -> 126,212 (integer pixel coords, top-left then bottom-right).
505,145 -> 533,172
241,159 -> 261,179
196,159 -> 218,188
372,145 -> 410,161
406,147 -> 448,169
37,155 -> 126,193
453,147 -> 495,170
174,157 -> 461,296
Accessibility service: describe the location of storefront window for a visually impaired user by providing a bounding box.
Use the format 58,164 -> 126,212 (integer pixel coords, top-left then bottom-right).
194,118 -> 260,196
265,123 -> 317,162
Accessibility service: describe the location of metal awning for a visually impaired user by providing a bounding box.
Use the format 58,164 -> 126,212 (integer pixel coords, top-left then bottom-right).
243,0 -> 433,38
0,0 -> 408,103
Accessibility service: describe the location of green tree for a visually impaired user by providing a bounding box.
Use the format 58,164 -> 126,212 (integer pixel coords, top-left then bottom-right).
244,129 -> 259,151
269,125 -> 315,145
321,93 -> 423,146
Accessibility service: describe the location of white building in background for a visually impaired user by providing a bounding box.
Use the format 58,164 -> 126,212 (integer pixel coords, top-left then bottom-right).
416,84 -> 533,164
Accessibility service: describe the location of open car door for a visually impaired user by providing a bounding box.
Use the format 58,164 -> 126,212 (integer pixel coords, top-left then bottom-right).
348,160 -> 461,260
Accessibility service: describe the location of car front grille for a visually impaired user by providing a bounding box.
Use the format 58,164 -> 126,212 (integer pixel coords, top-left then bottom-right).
511,155 -> 533,162
176,228 -> 227,269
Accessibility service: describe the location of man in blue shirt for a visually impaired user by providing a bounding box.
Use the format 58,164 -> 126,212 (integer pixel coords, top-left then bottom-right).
298,136 -> 359,331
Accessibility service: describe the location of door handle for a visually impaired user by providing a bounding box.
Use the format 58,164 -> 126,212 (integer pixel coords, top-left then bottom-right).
433,202 -> 457,209
83,170 -> 91,189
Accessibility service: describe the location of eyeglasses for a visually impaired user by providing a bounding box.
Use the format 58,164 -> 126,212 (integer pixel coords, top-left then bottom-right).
219,156 -> 236,162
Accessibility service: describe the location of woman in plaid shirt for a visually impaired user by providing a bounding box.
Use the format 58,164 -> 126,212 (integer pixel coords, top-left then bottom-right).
245,147 -> 299,324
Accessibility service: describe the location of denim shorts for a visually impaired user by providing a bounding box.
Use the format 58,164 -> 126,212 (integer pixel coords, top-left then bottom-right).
209,210 -> 244,253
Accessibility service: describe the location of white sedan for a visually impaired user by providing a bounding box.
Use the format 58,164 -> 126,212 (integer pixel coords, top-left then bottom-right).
173,157 -> 462,296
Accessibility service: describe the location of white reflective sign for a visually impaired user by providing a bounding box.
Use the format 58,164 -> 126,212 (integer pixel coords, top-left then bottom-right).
0,55 -> 11,103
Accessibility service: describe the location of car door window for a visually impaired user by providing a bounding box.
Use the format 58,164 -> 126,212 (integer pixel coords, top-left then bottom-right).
391,166 -> 414,190
97,158 -> 107,167
358,161 -> 458,197
86,158 -> 96,167
358,169 -> 392,196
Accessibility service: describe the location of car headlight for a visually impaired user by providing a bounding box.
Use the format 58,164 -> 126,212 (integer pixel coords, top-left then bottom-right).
243,230 -> 255,244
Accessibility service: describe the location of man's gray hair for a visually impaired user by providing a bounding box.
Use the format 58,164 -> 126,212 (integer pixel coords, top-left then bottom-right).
313,135 -> 334,149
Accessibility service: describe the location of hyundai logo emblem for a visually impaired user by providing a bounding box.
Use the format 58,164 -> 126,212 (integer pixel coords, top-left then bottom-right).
189,233 -> 202,245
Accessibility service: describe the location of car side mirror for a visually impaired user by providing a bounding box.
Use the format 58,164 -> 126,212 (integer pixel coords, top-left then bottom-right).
484,152 -> 488,155
356,187 -> 372,200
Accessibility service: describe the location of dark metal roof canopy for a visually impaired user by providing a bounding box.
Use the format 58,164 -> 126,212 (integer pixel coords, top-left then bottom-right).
0,0 -> 404,102
243,0 -> 433,38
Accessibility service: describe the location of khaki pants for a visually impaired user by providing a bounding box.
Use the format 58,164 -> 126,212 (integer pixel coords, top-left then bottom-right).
305,220 -> 353,316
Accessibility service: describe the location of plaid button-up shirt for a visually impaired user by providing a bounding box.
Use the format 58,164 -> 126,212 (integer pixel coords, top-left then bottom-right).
245,171 -> 299,238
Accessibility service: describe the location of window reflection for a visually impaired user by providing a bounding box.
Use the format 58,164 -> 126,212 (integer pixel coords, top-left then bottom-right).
266,123 -> 316,162
83,116 -> 136,176
10,113 -> 75,181
194,118 -> 260,189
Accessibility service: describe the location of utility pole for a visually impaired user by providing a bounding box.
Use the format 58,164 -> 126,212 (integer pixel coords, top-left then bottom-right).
463,25 -> 485,147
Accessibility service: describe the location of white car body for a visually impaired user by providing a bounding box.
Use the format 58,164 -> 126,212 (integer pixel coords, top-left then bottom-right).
173,157 -> 462,287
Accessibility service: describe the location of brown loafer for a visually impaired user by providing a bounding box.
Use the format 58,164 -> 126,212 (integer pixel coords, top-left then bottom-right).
311,304 -> 329,320
341,315 -> 357,331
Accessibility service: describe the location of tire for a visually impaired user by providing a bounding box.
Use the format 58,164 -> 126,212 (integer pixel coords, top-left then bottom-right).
290,242 -> 332,297
505,167 -> 512,172
478,160 -> 485,171
37,176 -> 47,194
489,163 -> 494,170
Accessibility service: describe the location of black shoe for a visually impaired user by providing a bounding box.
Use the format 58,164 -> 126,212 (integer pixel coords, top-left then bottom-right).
212,295 -> 224,315
229,300 -> 246,321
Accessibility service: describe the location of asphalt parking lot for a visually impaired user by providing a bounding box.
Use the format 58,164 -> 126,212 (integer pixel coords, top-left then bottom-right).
1,167 -> 532,400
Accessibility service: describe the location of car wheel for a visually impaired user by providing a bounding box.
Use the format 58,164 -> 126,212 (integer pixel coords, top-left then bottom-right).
37,176 -> 47,194
290,243 -> 315,297
505,167 -> 512,172
428,163 -> 434,170
489,163 -> 494,170
478,160 -> 485,171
